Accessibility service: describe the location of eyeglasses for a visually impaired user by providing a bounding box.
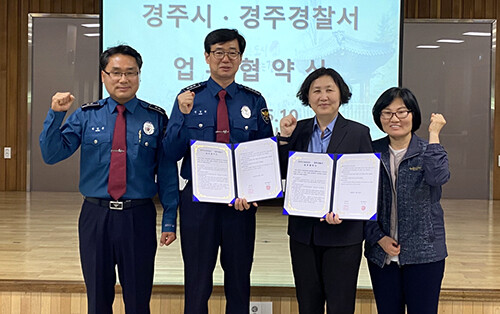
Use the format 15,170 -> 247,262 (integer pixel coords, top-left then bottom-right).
210,50 -> 241,60
103,70 -> 139,80
380,109 -> 411,120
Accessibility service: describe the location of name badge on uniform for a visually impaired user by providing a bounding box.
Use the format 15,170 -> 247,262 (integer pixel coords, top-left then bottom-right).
143,121 -> 155,135
241,106 -> 251,119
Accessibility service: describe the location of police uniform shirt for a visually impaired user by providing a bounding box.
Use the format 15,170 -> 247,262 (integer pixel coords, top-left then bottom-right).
39,96 -> 178,232
164,77 -> 273,180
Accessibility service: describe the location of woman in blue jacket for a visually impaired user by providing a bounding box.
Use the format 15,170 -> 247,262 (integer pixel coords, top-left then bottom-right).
365,87 -> 450,314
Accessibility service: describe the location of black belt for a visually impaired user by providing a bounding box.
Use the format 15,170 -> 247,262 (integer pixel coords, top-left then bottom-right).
85,197 -> 151,210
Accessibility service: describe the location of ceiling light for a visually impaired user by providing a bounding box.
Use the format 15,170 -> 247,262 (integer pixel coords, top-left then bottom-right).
436,39 -> 464,43
84,33 -> 100,37
462,32 -> 491,37
81,23 -> 100,28
416,45 -> 440,49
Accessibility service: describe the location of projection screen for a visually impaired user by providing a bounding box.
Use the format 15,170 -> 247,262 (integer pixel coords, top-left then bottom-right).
102,1 -> 402,140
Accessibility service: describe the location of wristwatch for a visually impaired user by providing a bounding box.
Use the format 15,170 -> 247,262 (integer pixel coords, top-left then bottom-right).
276,132 -> 290,142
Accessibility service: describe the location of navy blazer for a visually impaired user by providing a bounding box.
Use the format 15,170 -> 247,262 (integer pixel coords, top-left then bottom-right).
279,114 -> 373,247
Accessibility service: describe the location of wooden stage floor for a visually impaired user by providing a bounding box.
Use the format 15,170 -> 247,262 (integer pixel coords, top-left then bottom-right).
1,191 -> 499,292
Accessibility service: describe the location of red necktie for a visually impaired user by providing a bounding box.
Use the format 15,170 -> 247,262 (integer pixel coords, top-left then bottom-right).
216,89 -> 230,143
108,104 -> 127,200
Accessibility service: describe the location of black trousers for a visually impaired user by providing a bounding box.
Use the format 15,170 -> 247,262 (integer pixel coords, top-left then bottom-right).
368,259 -> 445,314
290,238 -> 362,314
180,183 -> 256,314
79,199 -> 157,314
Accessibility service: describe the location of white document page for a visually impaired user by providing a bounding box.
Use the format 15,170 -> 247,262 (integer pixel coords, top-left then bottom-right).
234,137 -> 282,202
283,152 -> 334,218
190,140 -> 235,204
332,153 -> 380,220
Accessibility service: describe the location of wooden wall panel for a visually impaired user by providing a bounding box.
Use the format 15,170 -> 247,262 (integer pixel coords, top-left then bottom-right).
29,0 -> 39,13
40,0 -> 51,12
52,0 -> 62,13
6,0 -> 20,191
463,0 -> 475,18
430,0 -> 440,18
61,0 -> 73,14
75,0 -> 84,14
85,0 -> 96,13
0,0 -> 8,191
452,0 -> 464,18
405,0 -> 417,18
474,0 -> 485,17
418,0 -> 432,17
1,0 -> 500,195
440,0 -> 453,18
2,290 -> 500,314
484,0 -> 496,19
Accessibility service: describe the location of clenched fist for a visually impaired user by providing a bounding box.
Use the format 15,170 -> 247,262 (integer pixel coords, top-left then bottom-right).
177,91 -> 195,114
429,113 -> 446,134
279,113 -> 297,137
51,92 -> 75,112
428,113 -> 446,144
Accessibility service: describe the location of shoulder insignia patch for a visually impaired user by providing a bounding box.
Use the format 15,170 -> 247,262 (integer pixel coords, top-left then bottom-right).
181,81 -> 206,93
260,108 -> 270,124
239,84 -> 261,96
81,101 -> 101,110
147,104 -> 167,116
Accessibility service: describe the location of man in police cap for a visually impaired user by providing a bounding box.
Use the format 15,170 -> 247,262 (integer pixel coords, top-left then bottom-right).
163,28 -> 273,314
40,44 -> 178,314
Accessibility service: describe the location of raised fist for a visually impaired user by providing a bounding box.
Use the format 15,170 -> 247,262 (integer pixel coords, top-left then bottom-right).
51,92 -> 75,112
279,113 -> 297,137
178,91 -> 195,114
429,113 -> 446,135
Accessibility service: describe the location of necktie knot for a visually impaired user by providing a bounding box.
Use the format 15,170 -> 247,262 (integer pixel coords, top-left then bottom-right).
218,89 -> 227,99
116,104 -> 125,114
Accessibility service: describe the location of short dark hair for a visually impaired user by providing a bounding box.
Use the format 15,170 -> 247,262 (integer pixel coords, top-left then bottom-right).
372,87 -> 422,133
296,67 -> 352,107
100,45 -> 143,71
204,29 -> 246,55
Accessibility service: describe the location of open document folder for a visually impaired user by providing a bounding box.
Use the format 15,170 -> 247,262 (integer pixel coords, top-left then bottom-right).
283,152 -> 380,220
190,137 -> 283,204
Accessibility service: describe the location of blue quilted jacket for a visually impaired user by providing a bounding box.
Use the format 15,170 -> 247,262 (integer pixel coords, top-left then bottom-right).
364,134 -> 450,267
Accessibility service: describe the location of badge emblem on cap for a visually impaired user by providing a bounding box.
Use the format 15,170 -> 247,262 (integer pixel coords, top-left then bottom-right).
241,106 -> 251,119
143,121 -> 155,135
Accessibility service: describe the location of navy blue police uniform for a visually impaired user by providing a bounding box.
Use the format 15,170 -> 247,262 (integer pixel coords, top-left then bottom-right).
40,96 -> 178,314
164,77 -> 273,314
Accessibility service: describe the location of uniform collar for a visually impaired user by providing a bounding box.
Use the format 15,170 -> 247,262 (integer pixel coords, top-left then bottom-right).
105,96 -> 139,114
207,77 -> 237,99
